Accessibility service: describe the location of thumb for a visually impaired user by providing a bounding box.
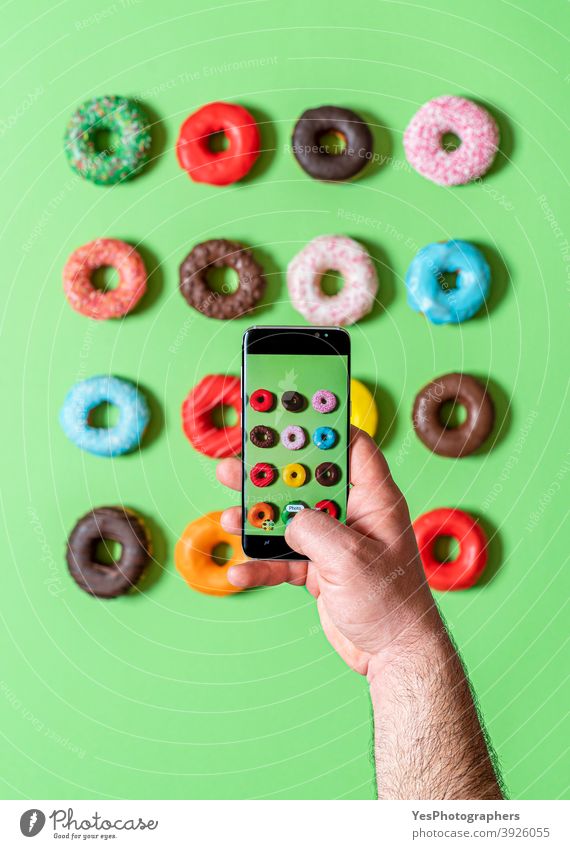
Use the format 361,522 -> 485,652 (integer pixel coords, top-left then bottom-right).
285,508 -> 371,583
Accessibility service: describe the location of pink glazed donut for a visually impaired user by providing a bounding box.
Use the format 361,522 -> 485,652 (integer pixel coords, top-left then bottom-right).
63,238 -> 147,319
287,235 -> 378,326
403,96 -> 499,186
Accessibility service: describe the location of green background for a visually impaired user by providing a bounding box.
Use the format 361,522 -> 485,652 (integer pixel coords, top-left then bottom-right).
245,354 -> 349,535
1,0 -> 568,800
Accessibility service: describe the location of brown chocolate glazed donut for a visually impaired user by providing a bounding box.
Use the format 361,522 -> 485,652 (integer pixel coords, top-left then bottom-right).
66,506 -> 151,598
281,390 -> 306,412
179,239 -> 265,319
292,106 -> 373,181
315,462 -> 341,487
249,425 -> 277,448
412,373 -> 495,458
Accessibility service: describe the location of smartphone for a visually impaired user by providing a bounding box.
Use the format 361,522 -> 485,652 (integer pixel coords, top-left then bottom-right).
241,325 -> 351,560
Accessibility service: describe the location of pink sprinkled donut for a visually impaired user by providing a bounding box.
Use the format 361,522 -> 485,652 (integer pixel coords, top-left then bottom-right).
312,390 -> 337,413
63,238 -> 146,319
281,425 -> 306,450
287,235 -> 378,326
403,96 -> 499,186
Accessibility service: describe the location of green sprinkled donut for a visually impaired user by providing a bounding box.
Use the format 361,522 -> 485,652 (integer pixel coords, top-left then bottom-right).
64,95 -> 152,185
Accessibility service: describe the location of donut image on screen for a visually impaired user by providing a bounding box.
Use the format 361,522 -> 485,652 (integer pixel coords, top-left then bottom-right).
243,352 -> 349,537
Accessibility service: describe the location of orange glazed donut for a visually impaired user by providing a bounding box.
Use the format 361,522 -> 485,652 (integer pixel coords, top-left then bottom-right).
175,511 -> 246,597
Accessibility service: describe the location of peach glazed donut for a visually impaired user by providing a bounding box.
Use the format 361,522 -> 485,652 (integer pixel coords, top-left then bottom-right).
63,238 -> 146,319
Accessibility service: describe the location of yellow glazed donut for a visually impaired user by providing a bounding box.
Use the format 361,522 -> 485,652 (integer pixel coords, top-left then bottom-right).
174,511 -> 246,596
350,378 -> 378,438
282,463 -> 306,488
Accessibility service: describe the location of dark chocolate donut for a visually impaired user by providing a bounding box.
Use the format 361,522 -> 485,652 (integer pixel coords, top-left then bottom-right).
66,506 -> 151,598
412,372 -> 495,458
250,424 -> 277,448
315,462 -> 341,487
179,239 -> 266,319
281,390 -> 306,412
292,106 -> 373,181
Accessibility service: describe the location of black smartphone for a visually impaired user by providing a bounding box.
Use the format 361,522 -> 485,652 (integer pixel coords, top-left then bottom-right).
241,325 -> 351,560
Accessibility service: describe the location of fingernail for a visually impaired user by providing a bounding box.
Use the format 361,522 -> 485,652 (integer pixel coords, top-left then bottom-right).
227,566 -> 246,587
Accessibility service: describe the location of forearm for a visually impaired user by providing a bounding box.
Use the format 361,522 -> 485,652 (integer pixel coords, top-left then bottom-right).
367,617 -> 503,800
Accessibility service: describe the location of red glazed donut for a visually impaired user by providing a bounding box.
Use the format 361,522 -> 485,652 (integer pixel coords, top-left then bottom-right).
315,500 -> 340,519
176,102 -> 260,186
249,388 -> 274,412
182,374 -> 241,458
250,463 -> 276,487
413,508 -> 488,591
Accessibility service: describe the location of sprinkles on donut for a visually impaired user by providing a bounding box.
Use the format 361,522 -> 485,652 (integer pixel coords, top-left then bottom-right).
59,375 -> 150,458
404,95 -> 499,186
179,239 -> 266,319
249,425 -> 277,448
287,235 -> 378,326
64,95 -> 152,185
63,238 -> 147,320
280,425 -> 306,450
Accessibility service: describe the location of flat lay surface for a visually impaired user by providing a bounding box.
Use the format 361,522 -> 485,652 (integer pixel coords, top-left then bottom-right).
1,0 -> 568,800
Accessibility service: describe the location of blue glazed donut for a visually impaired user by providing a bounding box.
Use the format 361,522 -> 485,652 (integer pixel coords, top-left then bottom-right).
312,426 -> 338,450
60,375 -> 150,457
405,240 -> 490,325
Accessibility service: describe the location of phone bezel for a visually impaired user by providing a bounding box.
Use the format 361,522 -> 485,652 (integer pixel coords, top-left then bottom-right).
241,325 -> 351,561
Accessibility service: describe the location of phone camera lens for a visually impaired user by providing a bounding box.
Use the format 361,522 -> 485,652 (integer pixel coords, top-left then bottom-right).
324,332 -> 329,337
315,331 -> 320,337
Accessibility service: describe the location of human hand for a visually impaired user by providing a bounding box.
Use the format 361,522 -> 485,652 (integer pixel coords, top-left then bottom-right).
216,426 -> 438,676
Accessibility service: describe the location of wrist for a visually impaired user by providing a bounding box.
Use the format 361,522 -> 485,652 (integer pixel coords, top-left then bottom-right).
366,604 -> 449,691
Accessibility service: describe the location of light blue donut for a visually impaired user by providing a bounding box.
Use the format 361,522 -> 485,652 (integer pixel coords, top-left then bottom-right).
312,426 -> 337,450
405,240 -> 490,325
60,375 -> 150,457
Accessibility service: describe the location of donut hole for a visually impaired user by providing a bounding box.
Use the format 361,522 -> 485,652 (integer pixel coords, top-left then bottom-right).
433,535 -> 460,564
320,270 -> 345,297
211,404 -> 238,429
89,401 -> 120,429
91,265 -> 120,292
441,132 -> 462,153
93,128 -> 119,156
208,131 -> 230,152
439,400 -> 467,429
206,265 -> 239,295
318,130 -> 347,156
94,538 -> 122,566
211,542 -> 233,566
438,271 -> 458,293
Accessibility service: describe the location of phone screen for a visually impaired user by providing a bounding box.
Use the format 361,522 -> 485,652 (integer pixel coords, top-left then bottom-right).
242,326 -> 350,560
